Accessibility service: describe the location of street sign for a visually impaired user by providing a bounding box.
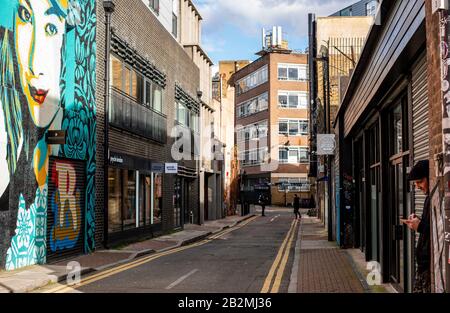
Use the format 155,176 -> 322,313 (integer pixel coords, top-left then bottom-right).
46,130 -> 67,145
152,163 -> 164,173
165,163 -> 178,174
317,134 -> 336,155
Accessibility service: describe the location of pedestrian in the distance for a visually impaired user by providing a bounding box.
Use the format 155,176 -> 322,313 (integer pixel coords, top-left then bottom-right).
293,194 -> 301,220
258,193 -> 266,217
403,160 -> 431,293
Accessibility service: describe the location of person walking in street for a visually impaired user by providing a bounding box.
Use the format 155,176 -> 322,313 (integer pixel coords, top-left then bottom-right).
258,193 -> 267,217
403,160 -> 431,293
293,194 -> 301,220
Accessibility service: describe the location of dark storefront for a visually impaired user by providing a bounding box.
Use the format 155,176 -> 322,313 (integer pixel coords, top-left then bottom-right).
335,0 -> 428,292
107,152 -> 166,243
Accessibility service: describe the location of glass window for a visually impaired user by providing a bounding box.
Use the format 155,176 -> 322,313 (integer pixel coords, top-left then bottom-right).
172,13 -> 178,37
289,121 -> 299,136
299,93 -> 308,108
236,66 -> 268,95
366,0 -> 378,16
278,67 -> 288,80
145,81 -> 152,107
131,71 -> 144,104
288,67 -> 299,80
153,85 -> 163,113
153,173 -> 162,224
111,54 -> 123,91
299,67 -> 307,81
279,93 -> 288,107
191,112 -> 199,132
108,168 -> 123,234
122,170 -> 137,230
177,101 -> 187,125
259,93 -> 268,110
288,94 -> 299,108
279,120 -> 288,134
392,104 -> 402,155
302,121 -> 309,134
279,148 -> 288,163
123,66 -> 131,95
299,148 -> 309,163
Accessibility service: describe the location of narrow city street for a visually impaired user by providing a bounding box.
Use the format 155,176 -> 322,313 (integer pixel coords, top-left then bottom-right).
37,209 -> 299,293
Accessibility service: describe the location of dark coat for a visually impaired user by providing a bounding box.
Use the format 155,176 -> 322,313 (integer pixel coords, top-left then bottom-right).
416,195 -> 431,273
293,196 -> 300,210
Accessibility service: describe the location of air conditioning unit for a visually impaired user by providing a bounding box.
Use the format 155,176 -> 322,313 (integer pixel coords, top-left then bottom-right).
432,0 -> 449,13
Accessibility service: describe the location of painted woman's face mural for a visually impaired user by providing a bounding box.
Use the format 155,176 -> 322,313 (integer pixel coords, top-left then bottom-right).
0,0 -> 97,270
15,0 -> 66,128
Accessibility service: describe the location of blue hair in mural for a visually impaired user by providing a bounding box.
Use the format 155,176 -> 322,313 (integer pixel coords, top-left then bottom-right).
0,0 -> 96,270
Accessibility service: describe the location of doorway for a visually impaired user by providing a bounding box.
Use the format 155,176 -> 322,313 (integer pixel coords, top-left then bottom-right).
387,98 -> 410,292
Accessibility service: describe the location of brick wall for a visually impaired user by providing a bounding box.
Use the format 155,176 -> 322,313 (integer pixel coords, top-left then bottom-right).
96,0 -> 200,245
425,0 -> 442,190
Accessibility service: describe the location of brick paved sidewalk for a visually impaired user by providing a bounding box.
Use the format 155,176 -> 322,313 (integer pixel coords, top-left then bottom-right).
296,218 -> 367,293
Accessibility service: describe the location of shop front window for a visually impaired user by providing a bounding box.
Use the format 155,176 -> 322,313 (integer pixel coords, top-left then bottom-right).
153,173 -> 163,224
108,168 -> 136,233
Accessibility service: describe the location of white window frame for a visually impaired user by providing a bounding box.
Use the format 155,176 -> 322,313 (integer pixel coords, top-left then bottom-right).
278,63 -> 308,82
237,92 -> 269,118
278,91 -> 308,109
278,119 -> 309,136
278,146 -> 309,164
236,65 -> 268,95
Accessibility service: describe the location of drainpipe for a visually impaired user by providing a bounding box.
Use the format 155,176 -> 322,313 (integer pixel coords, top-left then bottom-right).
103,0 -> 115,248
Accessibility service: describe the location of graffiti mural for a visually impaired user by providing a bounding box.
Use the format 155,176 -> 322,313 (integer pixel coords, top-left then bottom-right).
0,0 -> 96,270
48,159 -> 84,253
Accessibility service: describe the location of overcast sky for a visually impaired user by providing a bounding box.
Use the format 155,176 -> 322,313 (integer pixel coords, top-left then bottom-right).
193,0 -> 357,72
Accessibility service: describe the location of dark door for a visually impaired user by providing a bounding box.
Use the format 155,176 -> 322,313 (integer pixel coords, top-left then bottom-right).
47,157 -> 85,261
387,99 -> 410,292
354,137 -> 365,251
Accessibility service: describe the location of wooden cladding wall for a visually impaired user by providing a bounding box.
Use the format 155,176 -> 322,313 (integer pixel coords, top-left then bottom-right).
343,0 -> 425,137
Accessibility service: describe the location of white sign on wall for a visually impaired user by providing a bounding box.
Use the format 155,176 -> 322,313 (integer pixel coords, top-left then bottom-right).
317,134 -> 336,156
165,163 -> 178,174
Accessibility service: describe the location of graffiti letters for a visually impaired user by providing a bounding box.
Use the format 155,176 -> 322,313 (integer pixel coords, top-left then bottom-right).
49,160 -> 83,252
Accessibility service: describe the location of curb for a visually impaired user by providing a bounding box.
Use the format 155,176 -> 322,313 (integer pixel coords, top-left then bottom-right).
288,217 -> 303,293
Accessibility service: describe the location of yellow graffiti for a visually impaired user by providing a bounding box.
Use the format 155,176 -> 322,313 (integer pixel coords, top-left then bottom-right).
33,145 -> 50,188
54,162 -> 80,233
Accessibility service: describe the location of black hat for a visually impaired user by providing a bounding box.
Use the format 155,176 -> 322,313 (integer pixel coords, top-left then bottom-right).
408,160 -> 429,181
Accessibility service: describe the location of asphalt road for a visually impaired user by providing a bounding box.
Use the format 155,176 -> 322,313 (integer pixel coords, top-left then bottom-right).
44,208 -> 299,293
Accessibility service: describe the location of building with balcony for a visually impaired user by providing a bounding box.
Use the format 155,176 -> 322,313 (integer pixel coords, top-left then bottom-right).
97,0 -> 202,246
230,27 -> 312,207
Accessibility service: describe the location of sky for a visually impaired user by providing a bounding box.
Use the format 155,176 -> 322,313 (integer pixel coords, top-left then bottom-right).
193,0 -> 358,73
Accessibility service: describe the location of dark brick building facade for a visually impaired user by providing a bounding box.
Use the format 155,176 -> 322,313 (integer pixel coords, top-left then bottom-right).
96,0 -> 200,247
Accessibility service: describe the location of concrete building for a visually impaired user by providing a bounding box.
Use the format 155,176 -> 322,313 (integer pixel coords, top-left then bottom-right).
230,28 -> 312,207
310,15 -> 373,234
212,61 -> 250,215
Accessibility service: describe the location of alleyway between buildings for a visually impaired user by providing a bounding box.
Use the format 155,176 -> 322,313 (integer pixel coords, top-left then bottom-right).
0,208 -> 395,293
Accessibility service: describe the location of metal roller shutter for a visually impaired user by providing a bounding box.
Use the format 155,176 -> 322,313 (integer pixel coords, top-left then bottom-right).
47,157 -> 86,261
411,53 -> 428,220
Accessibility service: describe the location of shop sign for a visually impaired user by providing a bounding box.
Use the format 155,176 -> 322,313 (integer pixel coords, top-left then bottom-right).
317,134 -> 336,155
152,163 -> 164,173
110,154 -> 124,164
165,163 -> 178,174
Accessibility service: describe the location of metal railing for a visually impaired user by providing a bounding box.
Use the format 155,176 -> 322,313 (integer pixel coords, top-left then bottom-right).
110,87 -> 167,143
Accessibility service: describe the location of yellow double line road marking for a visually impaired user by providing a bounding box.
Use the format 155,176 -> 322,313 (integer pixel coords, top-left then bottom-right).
44,215 -> 258,293
261,219 -> 298,293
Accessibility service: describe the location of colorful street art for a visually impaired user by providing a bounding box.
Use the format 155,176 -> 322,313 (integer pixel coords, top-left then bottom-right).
0,0 -> 96,270
48,159 -> 84,253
